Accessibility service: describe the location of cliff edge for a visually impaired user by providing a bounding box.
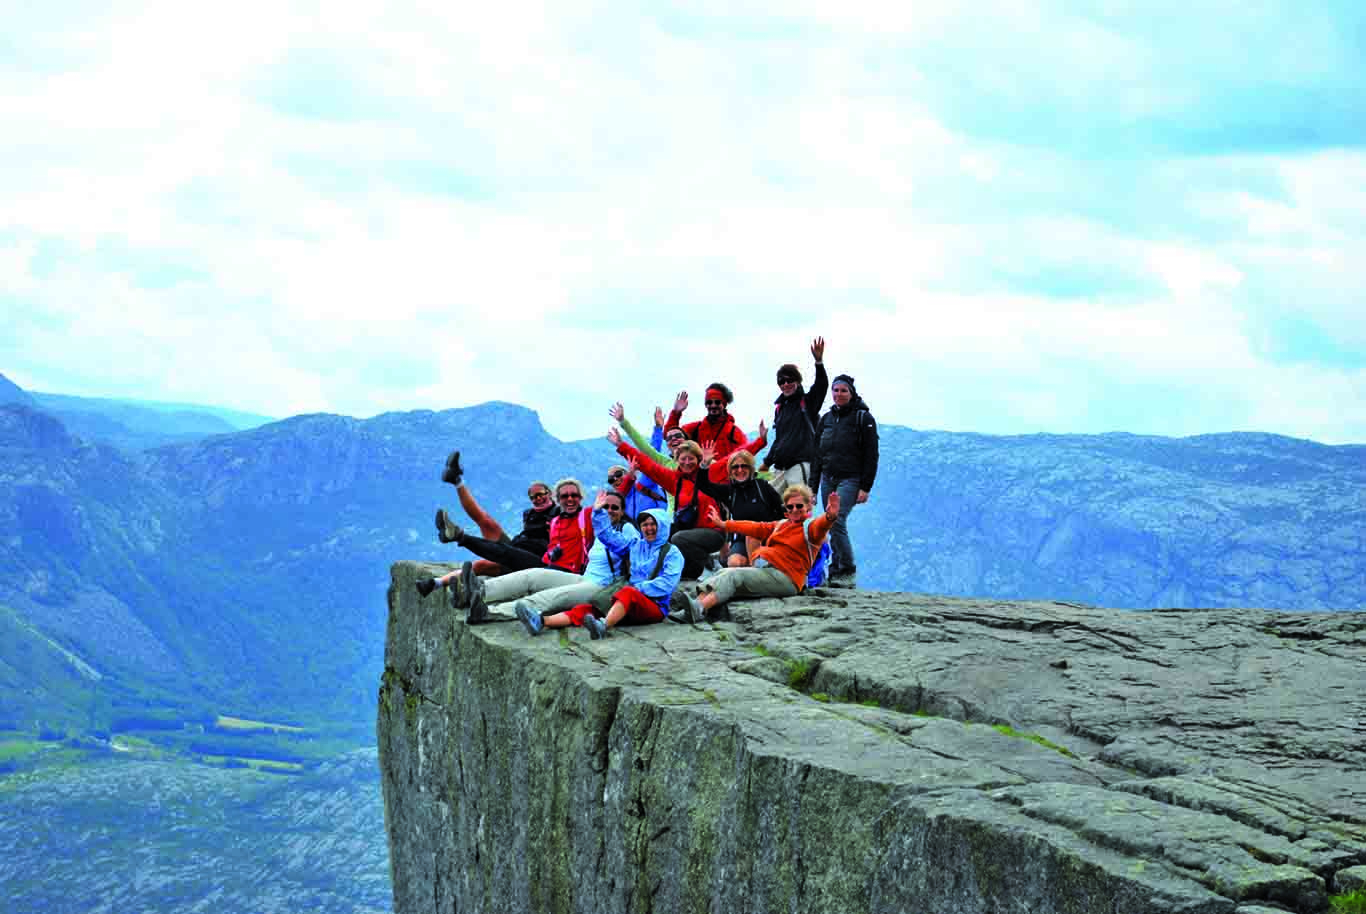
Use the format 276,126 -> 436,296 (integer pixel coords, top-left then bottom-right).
378,561 -> 1366,913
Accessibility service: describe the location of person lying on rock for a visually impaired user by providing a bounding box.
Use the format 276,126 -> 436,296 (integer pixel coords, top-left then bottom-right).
418,490 -> 637,625
676,485 -> 839,623
433,450 -> 555,576
434,477 -> 595,579
516,493 -> 682,641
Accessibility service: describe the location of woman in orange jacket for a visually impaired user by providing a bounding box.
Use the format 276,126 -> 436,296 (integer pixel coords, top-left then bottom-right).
676,485 -> 840,622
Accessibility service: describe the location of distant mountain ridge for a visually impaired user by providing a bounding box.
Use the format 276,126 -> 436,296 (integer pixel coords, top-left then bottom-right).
1,372 -> 1363,744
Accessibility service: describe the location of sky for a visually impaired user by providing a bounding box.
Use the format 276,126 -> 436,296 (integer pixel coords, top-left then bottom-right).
3,2 -> 1365,444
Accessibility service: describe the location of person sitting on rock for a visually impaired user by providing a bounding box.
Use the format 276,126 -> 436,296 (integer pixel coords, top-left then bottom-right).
434,477 -> 594,579
665,384 -> 768,483
607,427 -> 723,580
516,492 -> 681,640
420,490 -> 637,625
676,485 -> 839,622
434,450 -> 555,576
695,449 -> 784,567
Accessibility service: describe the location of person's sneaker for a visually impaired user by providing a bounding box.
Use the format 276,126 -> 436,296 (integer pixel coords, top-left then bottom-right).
415,578 -> 437,599
684,594 -> 704,624
435,509 -> 464,544
583,615 -> 608,640
514,601 -> 543,636
441,450 -> 463,486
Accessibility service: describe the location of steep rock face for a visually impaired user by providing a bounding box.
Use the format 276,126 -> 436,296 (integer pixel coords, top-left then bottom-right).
379,562 -> 1366,914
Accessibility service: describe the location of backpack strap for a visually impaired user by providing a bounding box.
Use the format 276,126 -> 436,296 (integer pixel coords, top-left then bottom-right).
802,517 -> 819,566
649,543 -> 673,581
801,395 -> 817,439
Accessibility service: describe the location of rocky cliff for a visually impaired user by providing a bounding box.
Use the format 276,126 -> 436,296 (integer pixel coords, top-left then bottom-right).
378,562 -> 1366,913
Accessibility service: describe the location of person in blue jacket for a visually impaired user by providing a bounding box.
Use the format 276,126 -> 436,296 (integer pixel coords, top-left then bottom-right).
516,493 -> 682,640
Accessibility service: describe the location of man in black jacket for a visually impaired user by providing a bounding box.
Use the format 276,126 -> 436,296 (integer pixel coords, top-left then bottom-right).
809,373 -> 878,587
761,336 -> 828,494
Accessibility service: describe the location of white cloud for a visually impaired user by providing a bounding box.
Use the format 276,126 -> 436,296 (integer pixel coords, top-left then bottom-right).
2,1 -> 1365,446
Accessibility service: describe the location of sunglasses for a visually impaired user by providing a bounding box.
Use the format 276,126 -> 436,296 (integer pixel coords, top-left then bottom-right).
604,503 -> 622,511
783,503 -> 808,513
607,472 -> 624,482
558,491 -> 582,500
730,465 -> 752,473
666,434 -> 686,442
529,491 -> 552,501
777,377 -> 798,385
704,399 -> 724,406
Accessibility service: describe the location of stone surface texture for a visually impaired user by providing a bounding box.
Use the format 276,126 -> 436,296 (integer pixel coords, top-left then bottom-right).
379,561 -> 1366,914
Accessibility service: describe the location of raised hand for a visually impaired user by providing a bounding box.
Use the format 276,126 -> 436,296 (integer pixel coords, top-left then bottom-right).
626,455 -> 640,477
673,390 -> 689,413
826,491 -> 841,516
594,490 -> 611,510
705,505 -> 723,528
653,406 -> 665,428
699,441 -> 717,466
609,402 -> 625,422
607,427 -> 622,447
811,336 -> 825,361
757,418 -> 768,441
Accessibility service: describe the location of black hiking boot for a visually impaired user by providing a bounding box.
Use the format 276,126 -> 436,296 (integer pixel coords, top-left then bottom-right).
441,450 -> 463,486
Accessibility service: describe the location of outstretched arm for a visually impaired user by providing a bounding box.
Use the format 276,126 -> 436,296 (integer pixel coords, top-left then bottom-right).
621,411 -> 672,466
807,492 -> 840,542
665,390 -> 689,431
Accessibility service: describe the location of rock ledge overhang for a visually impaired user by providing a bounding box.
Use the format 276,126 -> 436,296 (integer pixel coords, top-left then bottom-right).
379,560 -> 1366,914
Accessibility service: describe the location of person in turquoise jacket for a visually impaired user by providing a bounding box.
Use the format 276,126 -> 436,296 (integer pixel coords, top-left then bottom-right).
516,494 -> 682,640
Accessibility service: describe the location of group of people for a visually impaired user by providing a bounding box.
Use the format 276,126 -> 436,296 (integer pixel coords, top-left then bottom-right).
413,338 -> 880,640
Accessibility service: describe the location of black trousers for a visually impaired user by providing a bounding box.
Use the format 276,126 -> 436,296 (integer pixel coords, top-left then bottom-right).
459,535 -> 546,573
670,528 -> 724,578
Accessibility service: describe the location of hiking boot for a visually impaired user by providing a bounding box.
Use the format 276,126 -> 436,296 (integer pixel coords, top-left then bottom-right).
466,579 -> 488,625
459,561 -> 475,608
684,594 -> 704,624
435,509 -> 463,545
583,615 -> 608,640
514,601 -> 543,636
441,450 -> 463,486
415,577 -> 437,599
827,570 -> 857,589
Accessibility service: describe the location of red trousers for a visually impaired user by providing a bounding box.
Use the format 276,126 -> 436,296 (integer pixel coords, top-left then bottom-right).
563,586 -> 665,627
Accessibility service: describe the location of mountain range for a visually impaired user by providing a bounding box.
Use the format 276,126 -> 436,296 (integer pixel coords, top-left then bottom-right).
2,371 -> 1363,744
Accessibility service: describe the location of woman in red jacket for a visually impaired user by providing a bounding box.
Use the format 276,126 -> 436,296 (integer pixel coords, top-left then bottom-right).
607,427 -> 722,579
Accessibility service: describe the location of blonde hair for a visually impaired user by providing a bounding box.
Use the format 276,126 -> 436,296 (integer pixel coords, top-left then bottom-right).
674,441 -> 703,461
783,484 -> 814,505
554,477 -> 584,498
727,450 -> 756,473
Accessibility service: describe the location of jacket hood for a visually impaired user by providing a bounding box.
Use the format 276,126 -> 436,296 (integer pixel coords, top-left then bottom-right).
640,507 -> 672,541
